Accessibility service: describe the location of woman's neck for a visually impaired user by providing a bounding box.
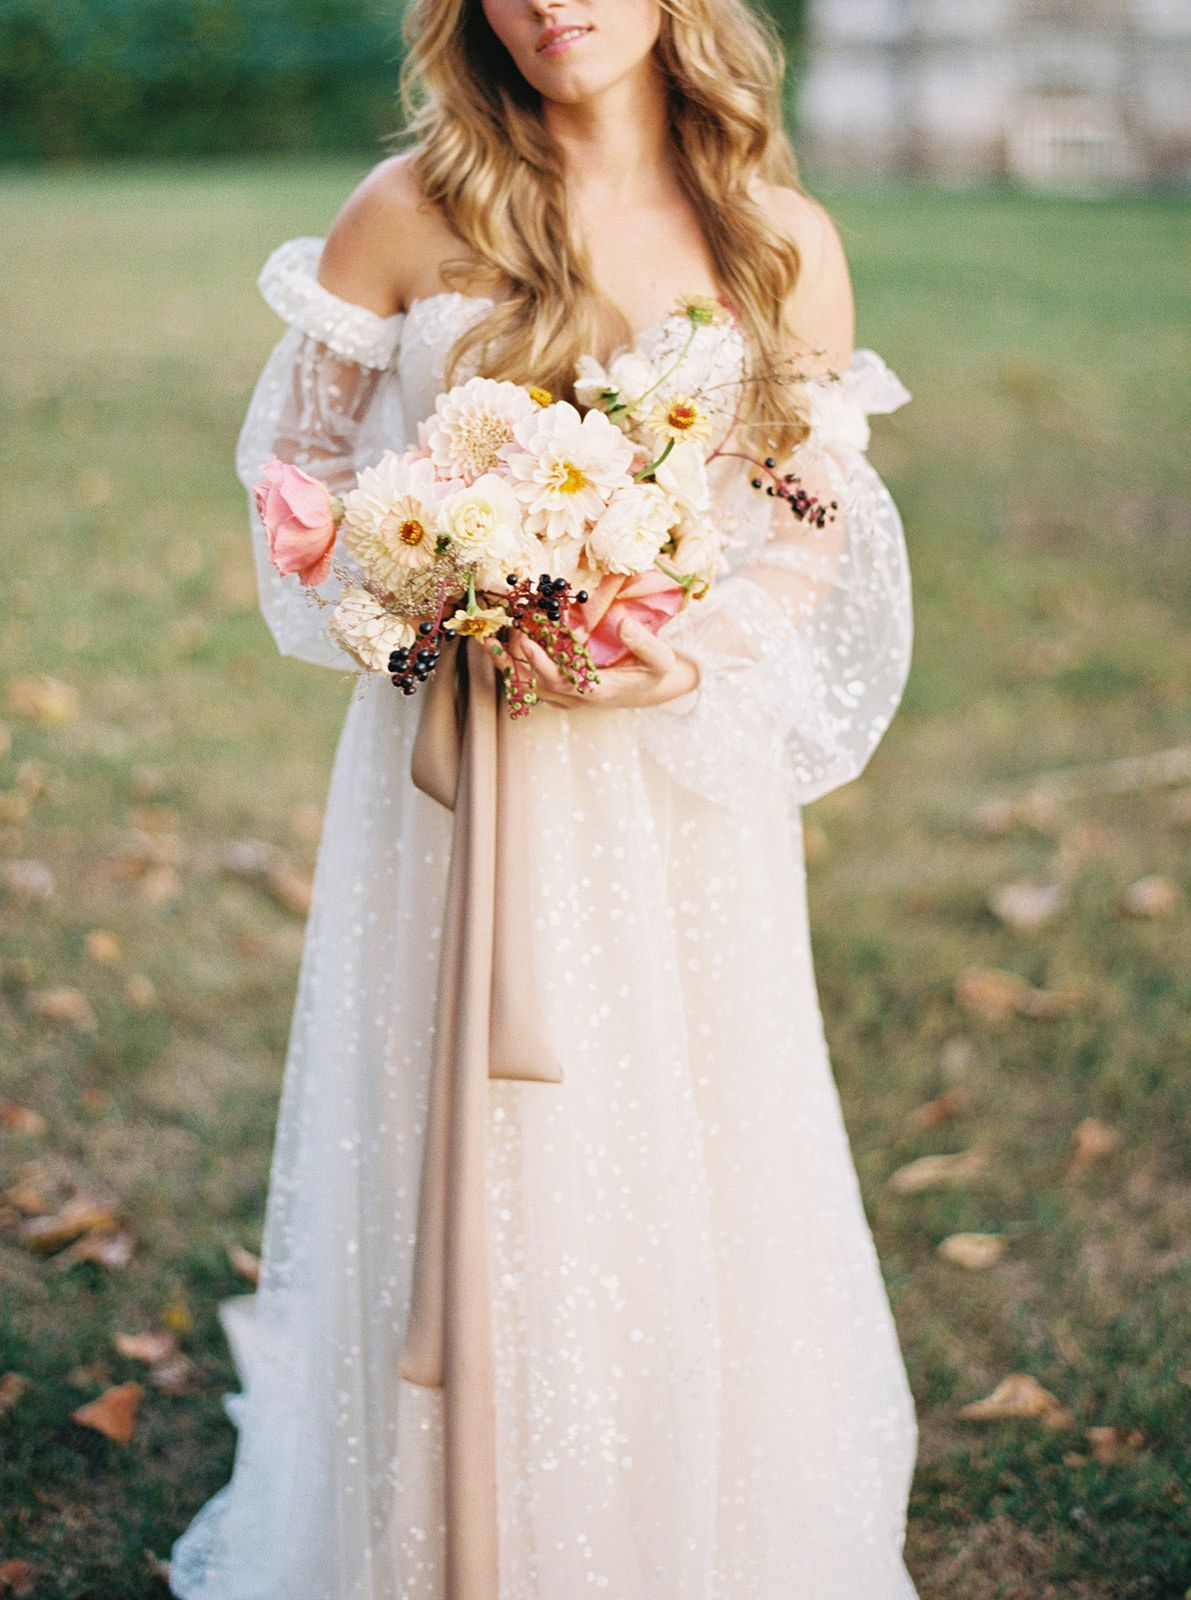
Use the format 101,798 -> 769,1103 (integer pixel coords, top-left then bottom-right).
541,61 -> 675,207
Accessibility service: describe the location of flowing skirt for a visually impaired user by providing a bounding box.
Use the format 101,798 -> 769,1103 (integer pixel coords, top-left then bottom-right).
169,674 -> 919,1600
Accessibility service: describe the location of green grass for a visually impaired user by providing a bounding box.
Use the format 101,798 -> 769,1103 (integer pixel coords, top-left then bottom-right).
1,160 -> 1189,1598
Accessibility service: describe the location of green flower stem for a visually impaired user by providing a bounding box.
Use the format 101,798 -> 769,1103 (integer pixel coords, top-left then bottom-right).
619,317 -> 699,415
633,436 -> 676,482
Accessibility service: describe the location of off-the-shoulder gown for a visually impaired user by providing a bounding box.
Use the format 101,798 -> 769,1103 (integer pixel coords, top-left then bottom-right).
169,236 -> 920,1600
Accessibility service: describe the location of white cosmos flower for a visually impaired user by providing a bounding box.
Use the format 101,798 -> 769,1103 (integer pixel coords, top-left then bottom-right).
341,452 -> 444,589
329,585 -> 417,673
574,351 -> 661,427
423,376 -> 536,483
500,401 -> 635,545
652,439 -> 711,514
587,483 -> 676,576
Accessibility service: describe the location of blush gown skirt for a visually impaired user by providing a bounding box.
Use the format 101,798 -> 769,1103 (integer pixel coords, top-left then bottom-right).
168,670 -> 920,1600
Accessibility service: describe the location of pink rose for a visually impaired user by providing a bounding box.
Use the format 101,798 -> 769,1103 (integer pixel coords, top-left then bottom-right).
253,456 -> 337,586
566,569 -> 685,669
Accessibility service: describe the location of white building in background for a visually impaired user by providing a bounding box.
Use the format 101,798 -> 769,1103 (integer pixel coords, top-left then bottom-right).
796,0 -> 1191,191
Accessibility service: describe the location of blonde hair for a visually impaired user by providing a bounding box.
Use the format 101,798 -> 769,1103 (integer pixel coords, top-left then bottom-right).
389,0 -> 812,451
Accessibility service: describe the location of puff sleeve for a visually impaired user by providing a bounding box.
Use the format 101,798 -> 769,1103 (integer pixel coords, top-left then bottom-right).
639,350 -> 914,811
235,236 -> 409,670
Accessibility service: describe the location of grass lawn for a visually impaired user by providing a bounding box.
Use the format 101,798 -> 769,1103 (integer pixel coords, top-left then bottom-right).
0,159 -> 1188,1598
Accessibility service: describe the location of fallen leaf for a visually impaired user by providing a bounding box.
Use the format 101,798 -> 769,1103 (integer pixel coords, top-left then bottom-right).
3,1182 -> 51,1214
264,861 -> 312,918
79,1087 -> 108,1114
0,1559 -> 36,1596
139,864 -> 182,904
0,1103 -> 48,1138
71,1380 -> 142,1444
18,1199 -> 120,1255
886,1149 -> 988,1195
987,878 -> 1065,932
227,1244 -> 260,1285
114,1330 -> 179,1366
937,1232 -> 1007,1270
0,860 -> 54,900
1068,1117 -> 1121,1174
0,1372 -> 28,1414
959,1373 -> 1074,1429
1120,874 -> 1180,919
148,1352 -> 202,1395
1085,1425 -> 1144,1462
144,1552 -> 172,1584
972,790 -> 1061,837
124,973 -> 156,1011
26,986 -> 97,1033
954,966 -> 1086,1023
0,791 -> 31,824
54,1226 -> 136,1271
907,1087 -> 965,1129
4,675 -> 80,726
84,928 -> 122,964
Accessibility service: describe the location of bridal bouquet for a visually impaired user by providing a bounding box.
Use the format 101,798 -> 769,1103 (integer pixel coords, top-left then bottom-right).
254,294 -> 815,716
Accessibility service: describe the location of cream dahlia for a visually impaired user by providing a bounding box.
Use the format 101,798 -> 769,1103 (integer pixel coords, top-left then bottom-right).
329,585 -> 417,673
500,401 -> 635,545
341,452 -> 445,590
423,377 -> 536,483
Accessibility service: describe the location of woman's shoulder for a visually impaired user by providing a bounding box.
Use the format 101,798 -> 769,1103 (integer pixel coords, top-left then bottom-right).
754,182 -> 855,378
316,149 -> 458,318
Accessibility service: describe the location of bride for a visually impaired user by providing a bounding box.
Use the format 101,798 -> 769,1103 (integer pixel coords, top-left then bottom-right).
170,0 -> 920,1595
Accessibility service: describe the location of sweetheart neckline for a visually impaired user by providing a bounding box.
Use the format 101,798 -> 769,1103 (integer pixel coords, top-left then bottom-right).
397,288 -> 745,362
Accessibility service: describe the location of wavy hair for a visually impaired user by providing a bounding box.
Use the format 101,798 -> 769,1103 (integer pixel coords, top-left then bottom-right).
389,0 -> 813,451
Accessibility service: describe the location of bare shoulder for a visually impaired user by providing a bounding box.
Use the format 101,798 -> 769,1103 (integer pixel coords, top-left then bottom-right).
316,150 -> 459,317
759,184 -> 856,377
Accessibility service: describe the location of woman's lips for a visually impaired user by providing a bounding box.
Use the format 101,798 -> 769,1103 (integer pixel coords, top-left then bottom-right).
535,23 -> 593,56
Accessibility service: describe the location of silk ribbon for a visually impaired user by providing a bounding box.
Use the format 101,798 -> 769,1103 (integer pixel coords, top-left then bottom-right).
400,631 -> 563,1599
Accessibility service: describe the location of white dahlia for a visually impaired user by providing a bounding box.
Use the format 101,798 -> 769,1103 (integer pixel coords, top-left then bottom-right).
574,351 -> 662,427
587,483 -> 676,576
329,585 -> 417,673
423,376 -> 536,483
341,452 -> 444,590
652,439 -> 711,514
500,401 -> 635,545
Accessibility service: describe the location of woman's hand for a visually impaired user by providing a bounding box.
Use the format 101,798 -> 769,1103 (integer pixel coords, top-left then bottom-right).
494,618 -> 700,709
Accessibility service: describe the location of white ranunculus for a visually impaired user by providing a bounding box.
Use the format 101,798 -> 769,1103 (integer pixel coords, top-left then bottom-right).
440,473 -> 522,555
587,483 -> 675,576
652,440 -> 711,514
329,585 -> 417,674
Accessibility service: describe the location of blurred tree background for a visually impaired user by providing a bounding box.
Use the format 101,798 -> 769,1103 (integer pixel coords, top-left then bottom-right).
0,0 -> 808,163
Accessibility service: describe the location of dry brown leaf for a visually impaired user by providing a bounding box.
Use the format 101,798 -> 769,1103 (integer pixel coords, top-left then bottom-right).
959,1373 -> 1074,1429
1,859 -> 55,899
79,1087 -> 108,1114
26,986 -> 97,1032
84,928 -> 122,964
0,1559 -> 36,1597
0,790 -> 32,824
1085,1425 -> 1144,1462
139,864 -> 182,904
0,1103 -> 48,1138
114,1330 -> 178,1366
1068,1117 -> 1121,1175
907,1087 -> 965,1129
988,878 -> 1065,932
124,973 -> 157,1011
227,1243 -> 260,1285
954,965 -> 1086,1023
0,1372 -> 28,1414
54,1226 -> 136,1271
886,1149 -> 988,1195
264,861 -> 313,918
18,1199 -> 119,1255
1019,979 -> 1087,1019
1120,874 -> 1180,919
71,1380 -> 142,1444
3,1183 -> 51,1214
144,1552 -> 172,1584
149,1352 -> 202,1394
4,675 -> 80,726
937,1232 -> 1007,1270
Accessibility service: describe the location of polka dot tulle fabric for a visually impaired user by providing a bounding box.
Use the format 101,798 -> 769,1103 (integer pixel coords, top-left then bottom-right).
169,236 -> 920,1599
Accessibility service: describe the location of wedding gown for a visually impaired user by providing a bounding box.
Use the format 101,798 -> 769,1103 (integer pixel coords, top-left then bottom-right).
169,235 -> 920,1600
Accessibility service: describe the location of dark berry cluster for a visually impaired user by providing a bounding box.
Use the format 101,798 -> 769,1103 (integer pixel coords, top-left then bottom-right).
750,456 -> 838,529
498,572 -> 600,719
389,618 -> 452,695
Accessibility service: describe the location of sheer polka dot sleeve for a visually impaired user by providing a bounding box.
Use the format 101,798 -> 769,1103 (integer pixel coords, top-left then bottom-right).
639,351 -> 914,812
235,237 -> 409,671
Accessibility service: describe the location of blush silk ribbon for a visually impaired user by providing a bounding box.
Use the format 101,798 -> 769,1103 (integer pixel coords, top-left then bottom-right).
401,630 -> 563,1600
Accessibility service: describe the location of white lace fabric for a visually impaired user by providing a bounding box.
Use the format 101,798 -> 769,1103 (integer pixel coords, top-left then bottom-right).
170,236 -> 920,1600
